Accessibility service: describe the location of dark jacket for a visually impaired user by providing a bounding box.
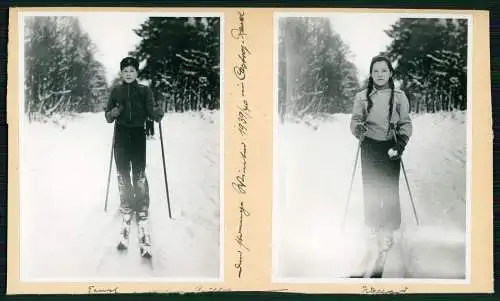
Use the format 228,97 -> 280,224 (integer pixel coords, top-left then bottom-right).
105,80 -> 162,127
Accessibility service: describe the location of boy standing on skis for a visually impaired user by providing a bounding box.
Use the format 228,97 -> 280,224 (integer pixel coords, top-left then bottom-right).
105,56 -> 164,258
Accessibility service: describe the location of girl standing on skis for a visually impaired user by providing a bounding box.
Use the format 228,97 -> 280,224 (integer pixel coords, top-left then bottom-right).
350,55 -> 413,254
105,56 -> 164,257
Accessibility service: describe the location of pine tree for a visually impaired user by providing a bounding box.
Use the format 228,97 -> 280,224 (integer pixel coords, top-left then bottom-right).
129,17 -> 220,112
278,17 -> 360,122
24,16 -> 108,120
383,18 -> 468,113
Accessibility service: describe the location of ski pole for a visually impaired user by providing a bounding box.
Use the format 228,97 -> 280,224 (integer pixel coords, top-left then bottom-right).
341,140 -> 361,231
158,120 -> 172,219
400,160 -> 420,226
105,123 -> 116,212
392,131 -> 420,226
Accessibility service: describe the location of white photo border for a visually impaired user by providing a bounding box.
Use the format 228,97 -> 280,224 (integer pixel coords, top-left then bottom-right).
18,10 -> 225,284
271,11 -> 474,285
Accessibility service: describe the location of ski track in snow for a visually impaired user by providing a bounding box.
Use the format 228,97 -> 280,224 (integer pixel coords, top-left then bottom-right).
20,111 -> 221,281
275,111 -> 467,280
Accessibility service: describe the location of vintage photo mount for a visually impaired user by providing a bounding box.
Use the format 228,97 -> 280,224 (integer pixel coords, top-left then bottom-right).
5,7 -> 493,295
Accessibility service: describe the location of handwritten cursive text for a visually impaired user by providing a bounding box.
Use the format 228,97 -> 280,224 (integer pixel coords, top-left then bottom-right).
232,142 -> 248,193
88,285 -> 119,294
231,11 -> 247,39
235,201 -> 251,251
232,9 -> 252,279
361,285 -> 409,295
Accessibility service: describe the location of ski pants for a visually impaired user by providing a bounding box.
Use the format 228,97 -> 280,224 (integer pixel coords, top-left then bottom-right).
114,125 -> 150,221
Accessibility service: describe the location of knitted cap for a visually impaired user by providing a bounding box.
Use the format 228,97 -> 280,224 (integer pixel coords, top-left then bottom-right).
120,57 -> 139,71
371,54 -> 391,64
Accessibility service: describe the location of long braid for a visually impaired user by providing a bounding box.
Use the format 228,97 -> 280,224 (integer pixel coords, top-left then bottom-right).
387,78 -> 395,133
366,78 -> 374,114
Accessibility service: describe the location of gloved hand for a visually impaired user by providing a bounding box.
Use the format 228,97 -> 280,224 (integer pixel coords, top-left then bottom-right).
354,123 -> 366,140
153,106 -> 164,122
388,133 -> 409,160
110,107 -> 121,118
387,147 -> 400,160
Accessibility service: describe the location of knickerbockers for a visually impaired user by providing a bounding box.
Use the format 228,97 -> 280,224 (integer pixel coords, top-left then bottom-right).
114,125 -> 152,249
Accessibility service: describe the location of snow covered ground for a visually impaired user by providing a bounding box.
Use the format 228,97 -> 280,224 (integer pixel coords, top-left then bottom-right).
20,110 -> 221,281
274,111 -> 468,280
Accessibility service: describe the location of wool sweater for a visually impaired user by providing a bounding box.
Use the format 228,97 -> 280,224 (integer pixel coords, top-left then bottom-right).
350,87 -> 413,142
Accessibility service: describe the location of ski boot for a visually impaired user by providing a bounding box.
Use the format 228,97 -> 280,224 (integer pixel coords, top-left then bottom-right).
117,213 -> 132,250
350,232 -> 378,278
138,219 -> 152,258
369,232 -> 394,278
379,233 -> 394,252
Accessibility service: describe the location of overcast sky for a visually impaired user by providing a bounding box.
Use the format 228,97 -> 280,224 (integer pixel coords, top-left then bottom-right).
328,13 -> 400,81
77,12 -> 400,85
78,13 -> 148,84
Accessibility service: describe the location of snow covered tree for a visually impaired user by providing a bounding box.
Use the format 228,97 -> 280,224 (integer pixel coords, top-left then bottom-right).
129,17 -> 220,112
278,17 -> 360,122
383,18 -> 468,113
24,16 -> 108,121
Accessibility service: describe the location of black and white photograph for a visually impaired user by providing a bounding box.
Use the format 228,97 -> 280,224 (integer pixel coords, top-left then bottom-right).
19,11 -> 223,281
273,12 -> 471,281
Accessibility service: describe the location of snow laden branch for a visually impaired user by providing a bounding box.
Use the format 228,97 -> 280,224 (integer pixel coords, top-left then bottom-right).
24,16 -> 109,122
279,17 -> 360,122
130,17 -> 220,112
384,18 -> 468,113
44,90 -> 72,116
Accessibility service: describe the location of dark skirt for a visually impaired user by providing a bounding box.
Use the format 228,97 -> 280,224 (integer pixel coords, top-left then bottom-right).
361,137 -> 401,231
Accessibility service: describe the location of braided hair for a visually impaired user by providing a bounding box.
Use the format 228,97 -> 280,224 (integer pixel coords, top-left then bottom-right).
366,55 -> 395,127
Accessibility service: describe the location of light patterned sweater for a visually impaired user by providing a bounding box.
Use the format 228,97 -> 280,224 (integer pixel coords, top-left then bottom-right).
350,87 -> 413,142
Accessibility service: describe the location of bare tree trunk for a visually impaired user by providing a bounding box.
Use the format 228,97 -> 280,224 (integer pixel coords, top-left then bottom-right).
448,86 -> 452,111
432,90 -> 436,113
315,95 -> 323,114
284,20 -> 297,122
438,92 -> 441,112
62,95 -> 72,114
279,23 -> 286,124
182,77 -> 188,112
197,83 -> 201,111
45,93 -> 67,116
188,93 -> 192,112
297,96 -> 315,117
424,92 -> 429,113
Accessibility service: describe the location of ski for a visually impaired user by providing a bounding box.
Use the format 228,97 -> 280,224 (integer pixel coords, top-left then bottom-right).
137,219 -> 152,259
117,214 -> 132,251
364,234 -> 393,278
349,248 -> 374,278
117,239 -> 128,251
366,249 -> 389,278
140,244 -> 152,259
139,237 -> 154,270
349,234 -> 393,278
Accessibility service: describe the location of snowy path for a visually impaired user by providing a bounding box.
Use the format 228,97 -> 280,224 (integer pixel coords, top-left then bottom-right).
274,112 -> 467,280
20,111 -> 221,281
